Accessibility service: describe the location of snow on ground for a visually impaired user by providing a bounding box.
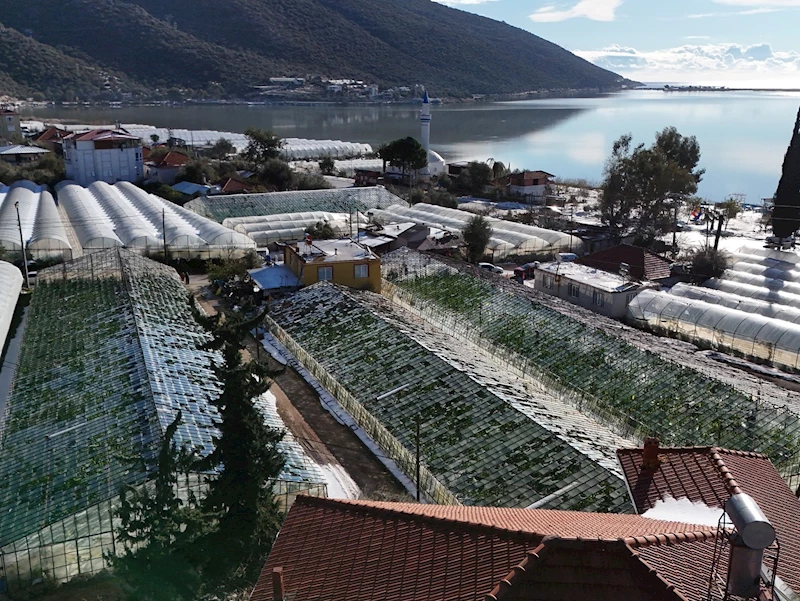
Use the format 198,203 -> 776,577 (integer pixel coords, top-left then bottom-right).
318,463 -> 361,499
642,496 -> 724,527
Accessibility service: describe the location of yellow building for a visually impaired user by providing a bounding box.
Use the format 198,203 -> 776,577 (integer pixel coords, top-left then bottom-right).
284,238 -> 381,293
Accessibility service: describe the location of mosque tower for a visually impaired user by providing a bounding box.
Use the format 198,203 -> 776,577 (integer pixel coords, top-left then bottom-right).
420,89 -> 431,175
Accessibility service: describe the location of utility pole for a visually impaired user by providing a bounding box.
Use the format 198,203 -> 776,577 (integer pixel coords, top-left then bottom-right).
415,414 -> 421,502
15,202 -> 30,289
162,208 -> 168,263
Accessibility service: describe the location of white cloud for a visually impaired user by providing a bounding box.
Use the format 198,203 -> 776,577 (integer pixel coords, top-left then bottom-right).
530,0 -> 623,22
713,0 -> 800,5
575,42 -> 800,87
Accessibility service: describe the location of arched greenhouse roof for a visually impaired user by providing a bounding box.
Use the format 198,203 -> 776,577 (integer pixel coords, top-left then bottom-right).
722,269 -> 800,297
0,260 -> 22,356
671,283 -> 800,324
163,199 -> 256,250
704,277 -> 800,309
0,181 -> 43,252
114,182 -> 206,248
628,289 -> 800,371
87,182 -> 161,250
56,181 -> 123,251
29,191 -> 72,255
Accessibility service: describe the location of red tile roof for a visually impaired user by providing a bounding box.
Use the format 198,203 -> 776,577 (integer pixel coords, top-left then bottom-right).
65,128 -> 141,142
250,496 -> 723,601
34,127 -> 70,142
576,244 -> 672,281
218,177 -> 254,194
152,150 -> 190,168
617,445 -> 800,593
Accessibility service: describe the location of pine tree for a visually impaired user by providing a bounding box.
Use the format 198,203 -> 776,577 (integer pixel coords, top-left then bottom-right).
110,411 -> 205,601
191,301 -> 285,588
771,107 -> 800,239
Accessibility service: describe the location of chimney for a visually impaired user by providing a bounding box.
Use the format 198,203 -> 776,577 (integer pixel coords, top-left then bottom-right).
724,493 -> 776,599
641,437 -> 663,471
272,567 -> 285,601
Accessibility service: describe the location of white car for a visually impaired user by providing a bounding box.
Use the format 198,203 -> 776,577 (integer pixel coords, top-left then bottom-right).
478,262 -> 504,274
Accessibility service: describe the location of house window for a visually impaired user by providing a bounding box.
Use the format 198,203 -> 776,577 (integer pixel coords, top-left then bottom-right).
318,266 -> 333,281
592,291 -> 605,307
543,275 -> 554,289
568,283 -> 580,298
354,264 -> 368,279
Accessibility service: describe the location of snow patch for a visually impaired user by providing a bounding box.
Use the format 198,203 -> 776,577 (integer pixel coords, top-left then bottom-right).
643,496 -> 724,527
319,463 -> 361,500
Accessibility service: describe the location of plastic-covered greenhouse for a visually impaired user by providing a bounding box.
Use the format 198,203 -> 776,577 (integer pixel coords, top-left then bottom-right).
719,269 -> 800,297
705,277 -> 800,308
56,182 -> 256,258
0,261 -> 23,355
670,283 -> 800,324
222,211 -> 368,246
267,282 -> 631,512
628,289 -> 800,371
280,138 -> 372,160
379,249 -> 800,483
0,249 -> 325,590
370,203 -> 584,259
185,187 -> 406,223
29,191 -> 72,259
0,181 -> 73,260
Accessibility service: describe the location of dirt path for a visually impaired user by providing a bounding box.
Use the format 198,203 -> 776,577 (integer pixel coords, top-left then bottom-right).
185,275 -> 407,500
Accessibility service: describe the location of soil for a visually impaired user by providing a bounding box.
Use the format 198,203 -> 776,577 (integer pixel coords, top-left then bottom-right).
184,274 -> 406,501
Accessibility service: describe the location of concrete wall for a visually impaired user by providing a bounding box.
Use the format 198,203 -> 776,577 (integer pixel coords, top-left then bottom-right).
64,142 -> 144,186
285,246 -> 381,292
533,269 -> 638,319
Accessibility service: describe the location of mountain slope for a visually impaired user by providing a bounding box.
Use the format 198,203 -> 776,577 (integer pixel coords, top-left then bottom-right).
0,0 -> 627,100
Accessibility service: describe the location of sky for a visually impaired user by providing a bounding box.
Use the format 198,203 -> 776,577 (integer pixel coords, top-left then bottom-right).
433,0 -> 800,88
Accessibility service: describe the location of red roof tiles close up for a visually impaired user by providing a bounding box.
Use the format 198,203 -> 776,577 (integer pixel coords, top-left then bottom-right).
250,496 -> 723,601
617,445 -> 800,594
576,244 -> 672,281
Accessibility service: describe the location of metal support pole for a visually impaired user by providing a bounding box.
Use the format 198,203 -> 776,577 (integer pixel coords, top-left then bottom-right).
714,214 -> 724,250
14,202 -> 30,289
162,208 -> 168,263
415,414 -> 421,502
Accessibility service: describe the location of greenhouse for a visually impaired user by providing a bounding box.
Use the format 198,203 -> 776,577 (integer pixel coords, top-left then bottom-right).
628,289 -> 800,372
670,283 -> 800,324
267,282 -> 631,512
0,261 -> 22,355
729,260 -> 800,282
280,138 -> 372,160
704,277 -> 800,309
185,187 -> 406,223
719,269 -> 800,297
28,191 -> 73,259
369,203 -> 583,259
56,182 -> 256,258
0,249 -> 325,589
222,211 -> 368,246
379,249 -> 800,481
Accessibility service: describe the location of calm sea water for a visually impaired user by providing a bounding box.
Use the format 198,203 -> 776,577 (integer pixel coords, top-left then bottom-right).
23,90 -> 800,203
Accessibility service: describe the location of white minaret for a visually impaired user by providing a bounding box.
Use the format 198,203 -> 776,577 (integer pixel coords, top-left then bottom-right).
420,89 -> 431,175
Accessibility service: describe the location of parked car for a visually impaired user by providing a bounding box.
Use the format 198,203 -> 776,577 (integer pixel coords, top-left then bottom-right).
478,262 -> 504,274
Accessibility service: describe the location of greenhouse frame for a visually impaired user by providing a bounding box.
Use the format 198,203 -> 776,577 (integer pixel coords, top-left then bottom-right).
369,203 -> 584,259
267,282 -> 632,512
0,181 -> 73,260
0,249 -> 325,590
628,289 -> 800,372
379,249 -> 800,485
55,181 -> 256,258
223,211 -> 368,246
670,282 -> 800,324
0,261 -> 22,356
185,187 -> 407,223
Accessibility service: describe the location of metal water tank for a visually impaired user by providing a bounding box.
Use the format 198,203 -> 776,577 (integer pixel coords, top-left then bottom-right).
727,543 -> 764,598
726,493 -> 776,550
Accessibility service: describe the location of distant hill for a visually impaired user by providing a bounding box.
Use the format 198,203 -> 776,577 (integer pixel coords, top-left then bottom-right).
0,0 -> 629,101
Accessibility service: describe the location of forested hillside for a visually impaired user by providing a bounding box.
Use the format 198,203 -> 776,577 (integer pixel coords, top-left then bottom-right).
0,0 -> 628,101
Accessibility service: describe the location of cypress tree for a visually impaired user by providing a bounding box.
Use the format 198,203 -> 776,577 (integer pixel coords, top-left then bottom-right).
771,107 -> 800,238
191,301 -> 285,587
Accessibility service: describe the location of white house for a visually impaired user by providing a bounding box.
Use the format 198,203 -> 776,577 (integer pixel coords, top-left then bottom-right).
63,129 -> 144,186
1,109 -> 21,136
532,261 -> 646,319
506,170 -> 555,199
